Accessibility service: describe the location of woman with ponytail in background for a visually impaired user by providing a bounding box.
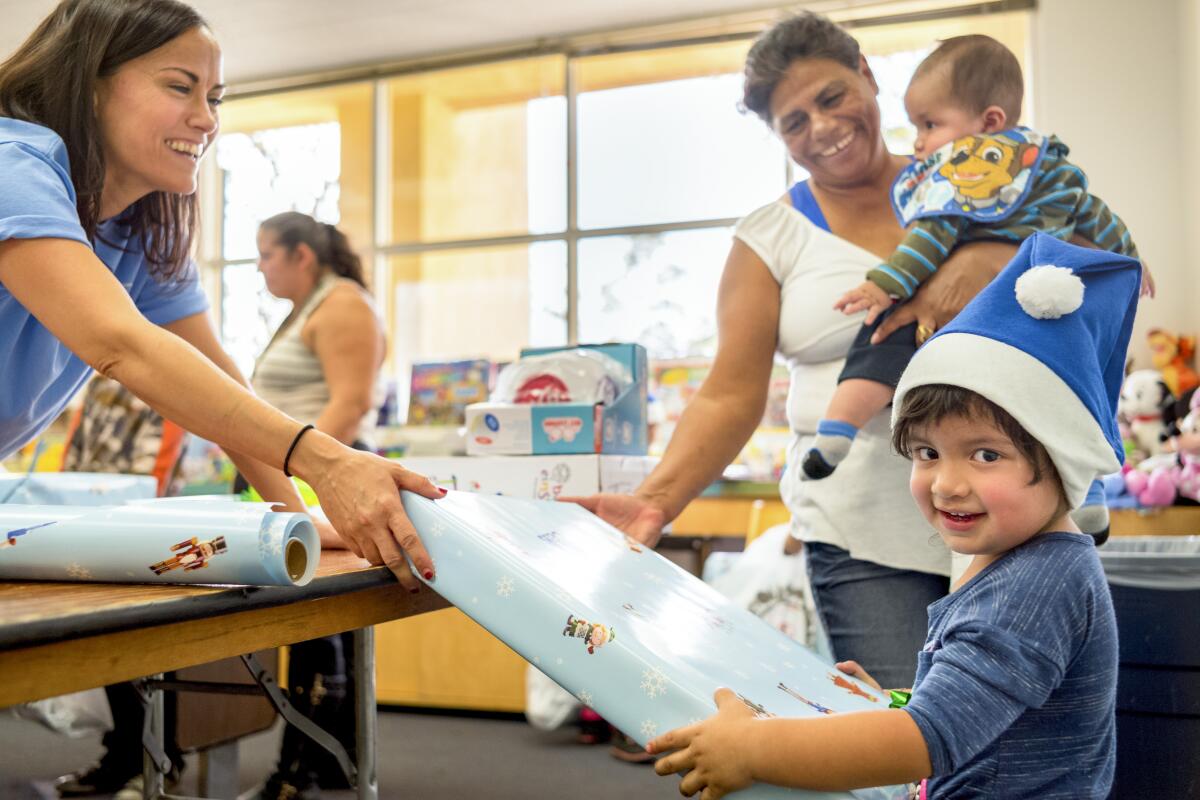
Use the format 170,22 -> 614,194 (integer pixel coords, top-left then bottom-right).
242,211 -> 385,800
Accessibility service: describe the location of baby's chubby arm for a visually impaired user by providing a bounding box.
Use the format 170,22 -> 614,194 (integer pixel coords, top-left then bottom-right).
834,280 -> 894,325
649,686 -> 931,797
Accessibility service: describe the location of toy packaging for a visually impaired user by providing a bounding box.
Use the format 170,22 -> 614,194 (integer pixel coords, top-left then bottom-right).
466,344 -> 648,456
403,490 -> 908,800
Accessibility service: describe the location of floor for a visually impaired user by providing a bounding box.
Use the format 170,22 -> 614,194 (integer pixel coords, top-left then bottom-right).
0,706 -> 676,799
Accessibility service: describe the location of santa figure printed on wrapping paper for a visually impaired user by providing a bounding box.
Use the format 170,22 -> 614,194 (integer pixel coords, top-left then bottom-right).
149,535 -> 228,575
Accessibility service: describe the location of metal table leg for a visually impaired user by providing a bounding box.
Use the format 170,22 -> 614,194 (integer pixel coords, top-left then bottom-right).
353,627 -> 378,800
139,674 -> 167,800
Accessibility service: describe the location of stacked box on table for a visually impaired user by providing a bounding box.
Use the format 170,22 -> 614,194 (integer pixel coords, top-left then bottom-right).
403,490 -> 909,800
399,455 -> 656,500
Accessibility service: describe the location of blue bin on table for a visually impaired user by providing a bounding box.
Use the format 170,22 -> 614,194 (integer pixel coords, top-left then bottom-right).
1099,536 -> 1200,799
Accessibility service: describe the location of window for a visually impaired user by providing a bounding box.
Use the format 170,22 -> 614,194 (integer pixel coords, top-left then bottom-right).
204,9 -> 1032,372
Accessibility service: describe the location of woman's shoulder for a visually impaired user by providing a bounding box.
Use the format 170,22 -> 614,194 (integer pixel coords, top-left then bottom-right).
0,118 -> 72,179
306,280 -> 380,329
0,118 -> 68,162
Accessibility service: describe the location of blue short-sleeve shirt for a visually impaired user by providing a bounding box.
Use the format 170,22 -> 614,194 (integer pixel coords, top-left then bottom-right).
0,118 -> 210,459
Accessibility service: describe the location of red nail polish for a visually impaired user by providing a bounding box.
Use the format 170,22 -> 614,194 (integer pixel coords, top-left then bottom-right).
423,570 -> 434,580
438,486 -> 448,495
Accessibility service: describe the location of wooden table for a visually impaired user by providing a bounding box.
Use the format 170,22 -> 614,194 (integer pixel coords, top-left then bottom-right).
0,551 -> 448,799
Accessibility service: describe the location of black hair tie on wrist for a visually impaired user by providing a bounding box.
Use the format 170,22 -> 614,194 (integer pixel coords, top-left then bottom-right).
283,423 -> 315,478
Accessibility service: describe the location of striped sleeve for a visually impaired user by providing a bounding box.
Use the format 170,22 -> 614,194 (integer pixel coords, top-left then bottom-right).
868,217 -> 963,299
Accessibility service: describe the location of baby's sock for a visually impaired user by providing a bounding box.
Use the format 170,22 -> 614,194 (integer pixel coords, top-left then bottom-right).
802,420 -> 858,480
1071,478 -> 1110,545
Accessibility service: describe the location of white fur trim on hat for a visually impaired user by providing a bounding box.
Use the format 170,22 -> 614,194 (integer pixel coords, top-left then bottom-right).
1015,265 -> 1085,319
893,332 -> 1118,509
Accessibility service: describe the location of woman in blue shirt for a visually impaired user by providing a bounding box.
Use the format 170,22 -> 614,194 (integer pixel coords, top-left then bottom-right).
0,0 -> 442,588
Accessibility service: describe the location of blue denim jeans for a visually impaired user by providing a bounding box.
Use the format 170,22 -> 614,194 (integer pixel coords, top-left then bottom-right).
806,541 -> 949,689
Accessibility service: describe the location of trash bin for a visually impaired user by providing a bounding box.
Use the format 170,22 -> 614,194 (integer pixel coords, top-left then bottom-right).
1099,536 -> 1200,799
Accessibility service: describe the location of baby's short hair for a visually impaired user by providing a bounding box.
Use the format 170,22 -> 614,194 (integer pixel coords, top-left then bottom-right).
913,34 -> 1024,121
892,384 -> 1061,492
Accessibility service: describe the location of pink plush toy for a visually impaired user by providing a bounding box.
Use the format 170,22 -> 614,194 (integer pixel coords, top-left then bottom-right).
1122,458 -> 1179,506
1175,392 -> 1200,502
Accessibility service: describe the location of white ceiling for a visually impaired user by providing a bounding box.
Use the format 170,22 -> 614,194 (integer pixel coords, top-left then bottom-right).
2,0 -> 793,86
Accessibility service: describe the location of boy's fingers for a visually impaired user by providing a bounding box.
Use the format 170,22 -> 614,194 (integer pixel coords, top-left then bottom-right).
679,769 -> 705,797
713,687 -> 738,708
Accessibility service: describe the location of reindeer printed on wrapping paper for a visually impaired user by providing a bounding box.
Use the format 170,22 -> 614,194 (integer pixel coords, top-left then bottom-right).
149,536 -> 228,575
829,672 -> 879,702
562,614 -> 616,654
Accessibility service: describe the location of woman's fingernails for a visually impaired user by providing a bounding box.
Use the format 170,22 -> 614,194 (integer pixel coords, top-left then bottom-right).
437,486 -> 448,495
423,570 -> 434,580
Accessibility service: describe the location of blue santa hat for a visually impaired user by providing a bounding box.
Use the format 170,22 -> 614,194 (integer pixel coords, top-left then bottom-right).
893,233 -> 1141,509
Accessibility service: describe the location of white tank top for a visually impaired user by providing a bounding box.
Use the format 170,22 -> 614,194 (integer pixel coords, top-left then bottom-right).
251,275 -> 381,445
735,200 -> 950,577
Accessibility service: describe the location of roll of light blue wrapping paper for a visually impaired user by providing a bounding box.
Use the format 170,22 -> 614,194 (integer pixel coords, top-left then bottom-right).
401,491 -> 910,800
0,500 -> 318,586
0,472 -> 157,505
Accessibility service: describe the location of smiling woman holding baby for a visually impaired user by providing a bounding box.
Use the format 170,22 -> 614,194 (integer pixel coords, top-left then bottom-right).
575,12 -> 1024,690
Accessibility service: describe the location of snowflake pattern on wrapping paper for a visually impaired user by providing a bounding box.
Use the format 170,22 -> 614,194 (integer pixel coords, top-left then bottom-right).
733,669 -> 750,680
760,663 -> 777,674
578,690 -> 594,706
640,720 -> 658,738
641,571 -> 664,585
258,527 -> 283,560
783,660 -> 796,669
496,576 -> 515,598
641,667 -> 667,699
776,641 -> 791,652
430,520 -> 448,538
66,562 -> 92,580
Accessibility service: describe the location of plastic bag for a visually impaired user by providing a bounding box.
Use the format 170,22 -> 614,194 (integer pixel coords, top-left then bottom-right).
524,665 -> 580,731
13,688 -> 113,738
493,349 -> 632,406
704,524 -> 832,660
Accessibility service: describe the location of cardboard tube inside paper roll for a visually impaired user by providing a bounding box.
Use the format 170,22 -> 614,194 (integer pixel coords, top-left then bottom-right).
0,500 -> 319,586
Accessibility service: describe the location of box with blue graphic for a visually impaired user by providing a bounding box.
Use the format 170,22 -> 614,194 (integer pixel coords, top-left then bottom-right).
403,490 -> 908,800
465,343 -> 648,456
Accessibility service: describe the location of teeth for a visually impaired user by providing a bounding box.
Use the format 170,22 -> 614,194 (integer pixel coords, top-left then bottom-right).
820,132 -> 854,157
167,140 -> 201,157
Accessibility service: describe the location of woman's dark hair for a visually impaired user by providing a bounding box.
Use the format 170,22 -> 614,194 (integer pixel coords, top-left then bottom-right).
0,0 -> 207,282
260,212 -> 368,290
742,12 -> 862,125
892,383 -> 1061,491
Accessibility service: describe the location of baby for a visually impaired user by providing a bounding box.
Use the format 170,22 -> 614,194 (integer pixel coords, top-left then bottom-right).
802,35 -> 1140,545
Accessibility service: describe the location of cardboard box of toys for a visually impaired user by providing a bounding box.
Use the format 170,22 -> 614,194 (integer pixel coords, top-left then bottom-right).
465,344 -> 648,456
399,454 -> 656,501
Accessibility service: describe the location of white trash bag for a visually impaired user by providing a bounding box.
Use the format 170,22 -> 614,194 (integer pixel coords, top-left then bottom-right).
704,523 -> 832,661
12,687 -> 113,738
524,665 -> 580,731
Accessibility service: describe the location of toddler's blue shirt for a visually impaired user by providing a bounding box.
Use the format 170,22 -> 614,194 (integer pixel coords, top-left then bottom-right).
904,532 -> 1117,798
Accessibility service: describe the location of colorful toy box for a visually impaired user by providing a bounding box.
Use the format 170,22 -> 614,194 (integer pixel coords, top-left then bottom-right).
465,344 -> 648,456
